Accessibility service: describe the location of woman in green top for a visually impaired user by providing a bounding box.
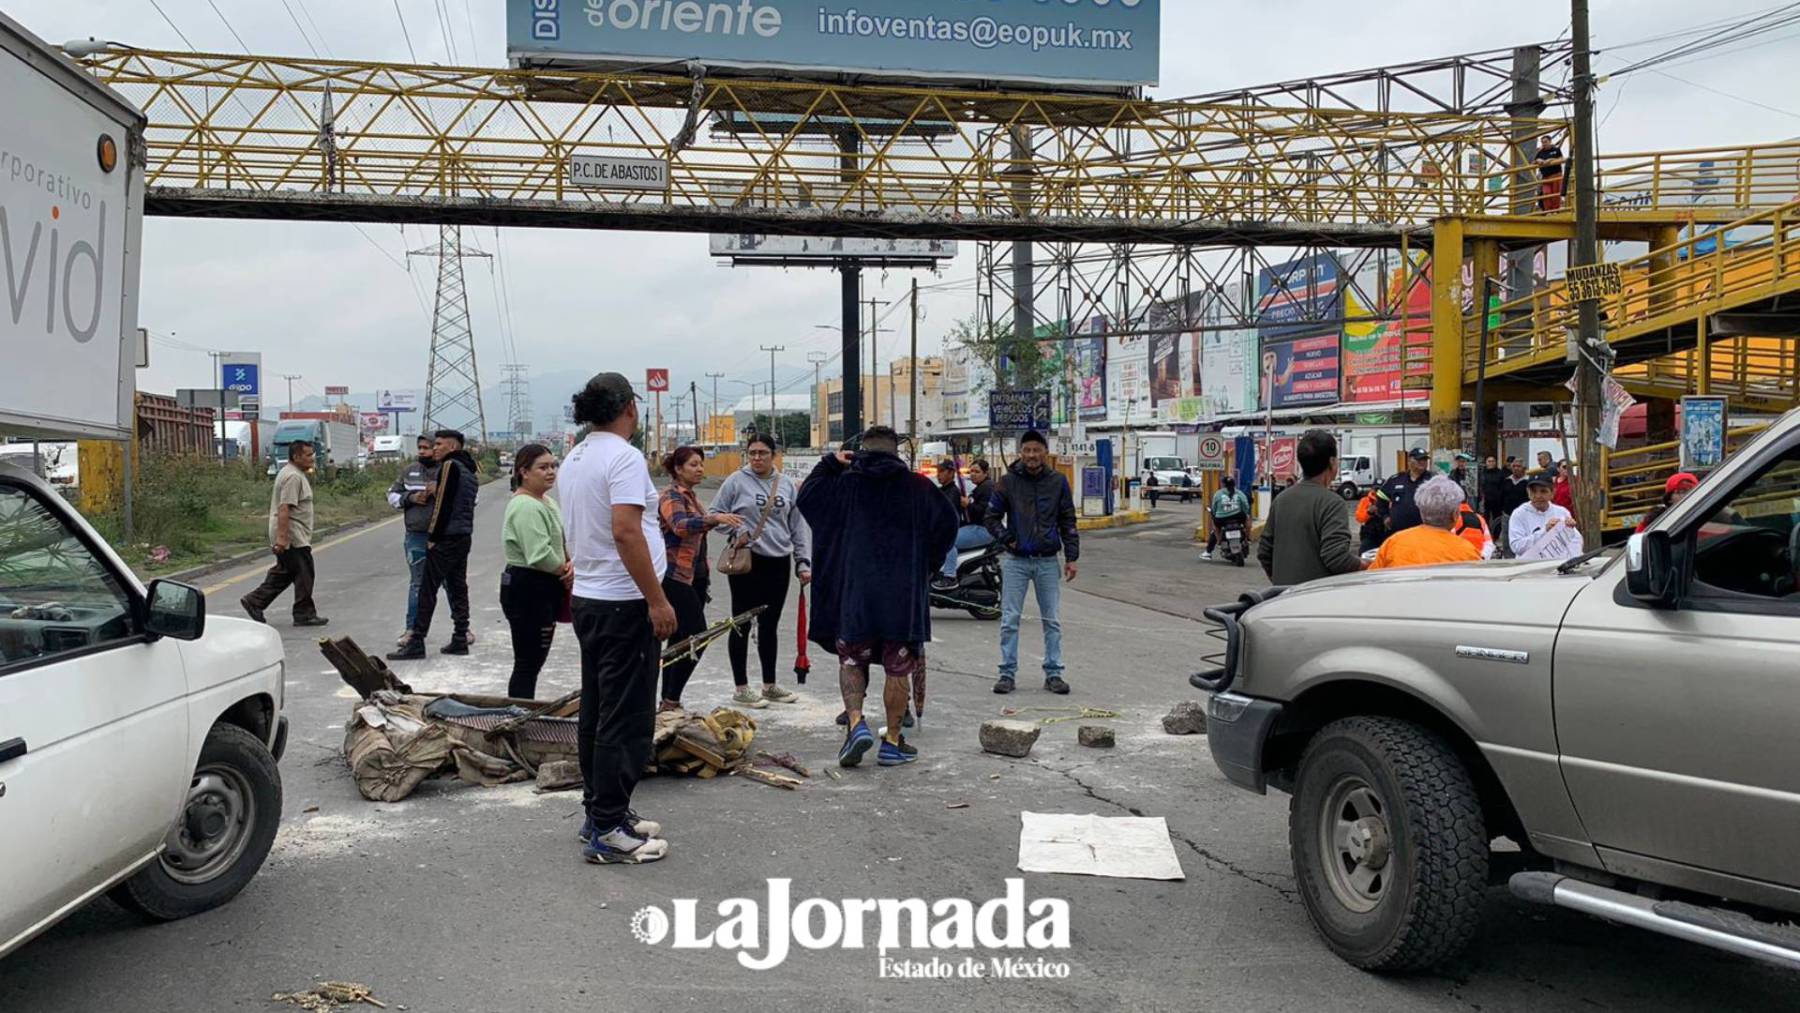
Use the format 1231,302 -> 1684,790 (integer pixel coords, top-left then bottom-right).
500,444 -> 572,699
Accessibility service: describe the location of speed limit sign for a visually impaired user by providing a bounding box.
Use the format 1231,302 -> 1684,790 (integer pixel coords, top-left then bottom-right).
1196,434 -> 1227,468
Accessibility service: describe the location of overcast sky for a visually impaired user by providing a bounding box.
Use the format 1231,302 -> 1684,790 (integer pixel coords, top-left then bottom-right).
9,0 -> 1797,427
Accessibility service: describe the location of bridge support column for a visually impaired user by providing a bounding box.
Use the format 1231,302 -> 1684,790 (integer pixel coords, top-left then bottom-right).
1430,217 -> 1468,455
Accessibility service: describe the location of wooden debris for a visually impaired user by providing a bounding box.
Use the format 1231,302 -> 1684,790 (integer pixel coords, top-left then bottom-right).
755,751 -> 811,778
320,638 -> 411,700
738,765 -> 804,790
945,802 -> 971,810
271,982 -> 385,1010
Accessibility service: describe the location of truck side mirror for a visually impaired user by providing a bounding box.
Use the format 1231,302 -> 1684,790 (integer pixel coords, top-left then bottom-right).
1625,531 -> 1680,608
143,579 -> 207,640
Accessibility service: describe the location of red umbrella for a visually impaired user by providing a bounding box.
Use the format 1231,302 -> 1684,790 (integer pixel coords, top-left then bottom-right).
793,587 -> 810,684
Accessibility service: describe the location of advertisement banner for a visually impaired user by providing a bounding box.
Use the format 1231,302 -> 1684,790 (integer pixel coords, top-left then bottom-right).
1074,326 -> 1108,421
378,389 -> 419,411
1257,253 -> 1343,341
1200,329 -> 1259,416
1342,258 -> 1432,403
1267,437 -> 1297,483
1264,334 -> 1341,410
1680,396 -> 1728,472
1106,335 -> 1150,423
507,0 -> 1160,91
1148,332 -> 1182,407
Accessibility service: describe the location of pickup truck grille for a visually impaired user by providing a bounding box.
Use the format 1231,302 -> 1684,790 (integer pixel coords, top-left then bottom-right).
1189,587 -> 1287,694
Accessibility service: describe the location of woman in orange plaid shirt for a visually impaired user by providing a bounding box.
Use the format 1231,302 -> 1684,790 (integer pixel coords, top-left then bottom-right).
656,447 -> 744,711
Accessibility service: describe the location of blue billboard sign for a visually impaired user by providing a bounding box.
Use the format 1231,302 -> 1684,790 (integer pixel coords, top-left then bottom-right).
1255,253 -> 1344,341
988,388 -> 1052,431
221,361 -> 260,396
507,0 -> 1159,91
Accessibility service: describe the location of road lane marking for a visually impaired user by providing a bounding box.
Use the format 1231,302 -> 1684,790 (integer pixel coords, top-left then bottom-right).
203,515 -> 404,594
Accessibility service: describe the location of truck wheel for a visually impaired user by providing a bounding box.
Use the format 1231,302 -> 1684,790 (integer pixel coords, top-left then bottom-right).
1288,716 -> 1487,972
1339,482 -> 1359,501
110,723 -> 282,921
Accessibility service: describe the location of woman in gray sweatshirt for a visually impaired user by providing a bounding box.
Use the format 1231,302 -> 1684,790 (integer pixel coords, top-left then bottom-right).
710,433 -> 812,707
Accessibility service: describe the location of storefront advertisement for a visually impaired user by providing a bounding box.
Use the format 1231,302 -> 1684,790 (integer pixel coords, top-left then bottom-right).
1342,257 -> 1432,403
1263,333 -> 1341,409
1200,329 -> 1259,416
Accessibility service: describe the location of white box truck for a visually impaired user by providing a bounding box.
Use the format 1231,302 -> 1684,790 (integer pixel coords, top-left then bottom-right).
1,14 -> 287,961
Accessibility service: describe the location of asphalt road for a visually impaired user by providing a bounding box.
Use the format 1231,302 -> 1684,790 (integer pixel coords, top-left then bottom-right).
3,488 -> 1796,1012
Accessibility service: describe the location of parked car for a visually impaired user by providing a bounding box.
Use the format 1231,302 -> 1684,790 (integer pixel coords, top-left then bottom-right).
0,461 -> 287,959
1194,408 -> 1800,973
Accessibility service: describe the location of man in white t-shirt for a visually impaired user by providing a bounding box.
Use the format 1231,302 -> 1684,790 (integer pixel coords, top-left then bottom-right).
559,372 -> 677,866
1508,474 -> 1582,561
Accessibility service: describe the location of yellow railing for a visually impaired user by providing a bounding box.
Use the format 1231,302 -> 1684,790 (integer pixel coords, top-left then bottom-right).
1617,337 -> 1800,408
1465,200 -> 1800,379
1604,424 -> 1770,529
84,47 -> 1572,234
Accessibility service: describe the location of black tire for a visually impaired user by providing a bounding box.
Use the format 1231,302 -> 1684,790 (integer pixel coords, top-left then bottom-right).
1288,716 -> 1487,973
966,605 -> 1002,621
1232,555 -> 1246,567
110,723 -> 282,921
1339,482 -> 1360,501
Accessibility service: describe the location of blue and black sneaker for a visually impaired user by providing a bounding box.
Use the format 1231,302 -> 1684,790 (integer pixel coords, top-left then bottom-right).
583,824 -> 669,865
576,815 -> 596,843
877,738 -> 917,766
839,719 -> 876,768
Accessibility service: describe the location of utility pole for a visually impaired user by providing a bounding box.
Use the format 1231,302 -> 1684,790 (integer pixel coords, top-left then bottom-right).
760,344 -> 785,446
908,278 -> 920,454
690,380 -> 700,447
1570,0 -> 1606,549
866,298 -> 890,430
807,351 -> 829,447
280,374 -> 301,413
705,372 -> 725,444
206,351 -> 226,462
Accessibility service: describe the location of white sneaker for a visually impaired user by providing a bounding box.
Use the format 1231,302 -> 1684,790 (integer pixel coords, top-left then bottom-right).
762,684 -> 799,704
731,687 -> 770,709
1198,551 -> 1212,561
584,825 -> 669,865
628,810 -> 663,839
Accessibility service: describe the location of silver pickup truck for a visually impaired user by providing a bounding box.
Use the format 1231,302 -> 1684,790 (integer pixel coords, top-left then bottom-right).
1196,409 -> 1800,973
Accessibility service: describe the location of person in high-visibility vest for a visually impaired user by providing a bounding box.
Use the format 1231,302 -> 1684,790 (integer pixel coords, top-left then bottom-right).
1452,498 -> 1495,559
1355,488 -> 1384,554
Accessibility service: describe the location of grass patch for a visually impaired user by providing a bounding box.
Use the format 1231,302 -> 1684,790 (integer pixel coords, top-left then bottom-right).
82,455 -> 408,577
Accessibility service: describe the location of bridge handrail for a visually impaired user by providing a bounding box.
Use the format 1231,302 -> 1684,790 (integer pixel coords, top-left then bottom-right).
1465,198 -> 1800,374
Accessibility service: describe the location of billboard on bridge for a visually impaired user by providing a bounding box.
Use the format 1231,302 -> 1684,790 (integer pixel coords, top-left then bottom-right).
507,0 -> 1160,92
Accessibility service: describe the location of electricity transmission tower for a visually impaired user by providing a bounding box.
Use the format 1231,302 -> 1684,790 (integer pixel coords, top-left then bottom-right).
409,226 -> 490,440
501,363 -> 533,441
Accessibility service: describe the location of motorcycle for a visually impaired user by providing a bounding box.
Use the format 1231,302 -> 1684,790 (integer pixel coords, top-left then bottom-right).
1213,512 -> 1249,567
930,542 -> 1004,620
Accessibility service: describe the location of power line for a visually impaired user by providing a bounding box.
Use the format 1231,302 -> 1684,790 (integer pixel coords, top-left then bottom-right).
1650,68 -> 1800,121
393,0 -> 420,62
274,0 -> 321,57
1609,3 -> 1800,77
296,0 -> 335,56
203,0 -> 252,52
145,0 -> 197,48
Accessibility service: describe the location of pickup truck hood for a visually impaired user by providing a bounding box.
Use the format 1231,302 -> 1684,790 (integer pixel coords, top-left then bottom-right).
1247,557 -> 1601,628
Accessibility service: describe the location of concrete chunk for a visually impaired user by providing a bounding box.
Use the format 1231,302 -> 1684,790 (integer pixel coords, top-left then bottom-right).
979,719 -> 1042,758
1162,701 -> 1208,736
1077,725 -> 1116,748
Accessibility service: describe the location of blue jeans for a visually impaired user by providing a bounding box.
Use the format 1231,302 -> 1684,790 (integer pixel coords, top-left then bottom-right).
403,531 -> 429,630
941,524 -> 995,579
998,554 -> 1063,681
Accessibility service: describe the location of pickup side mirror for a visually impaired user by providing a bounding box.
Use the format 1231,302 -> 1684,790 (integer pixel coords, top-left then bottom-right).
143,579 -> 207,640
1625,531 -> 1680,608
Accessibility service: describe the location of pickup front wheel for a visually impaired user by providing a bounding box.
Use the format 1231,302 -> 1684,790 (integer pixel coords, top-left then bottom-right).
1289,716 -> 1487,972
110,723 -> 283,921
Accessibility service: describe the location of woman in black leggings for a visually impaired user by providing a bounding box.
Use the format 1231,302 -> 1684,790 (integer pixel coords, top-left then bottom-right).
712,433 -> 812,708
498,444 -> 571,699
656,446 -> 745,710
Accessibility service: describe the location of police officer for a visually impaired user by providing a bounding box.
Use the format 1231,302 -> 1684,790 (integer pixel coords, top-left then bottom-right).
1375,447 -> 1432,540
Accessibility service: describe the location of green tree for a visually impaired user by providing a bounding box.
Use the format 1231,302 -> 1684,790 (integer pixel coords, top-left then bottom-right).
748,413 -> 812,450
949,314 -> 1064,396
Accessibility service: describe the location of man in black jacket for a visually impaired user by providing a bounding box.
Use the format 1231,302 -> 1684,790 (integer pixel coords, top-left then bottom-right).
390,429 -> 481,660
798,427 -> 957,768
984,431 -> 1079,696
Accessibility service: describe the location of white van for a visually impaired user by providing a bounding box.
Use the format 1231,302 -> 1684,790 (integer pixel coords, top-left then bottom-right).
0,462 -> 288,959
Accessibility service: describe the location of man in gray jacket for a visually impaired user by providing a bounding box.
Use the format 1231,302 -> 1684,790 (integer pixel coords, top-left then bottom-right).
709,434 -> 812,707
389,429 -> 481,660
1257,429 -> 1366,585
386,435 -> 438,644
